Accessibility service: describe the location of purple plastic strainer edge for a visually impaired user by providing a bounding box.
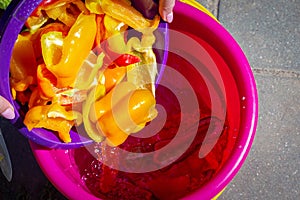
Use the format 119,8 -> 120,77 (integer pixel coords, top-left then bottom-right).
0,0 -> 169,149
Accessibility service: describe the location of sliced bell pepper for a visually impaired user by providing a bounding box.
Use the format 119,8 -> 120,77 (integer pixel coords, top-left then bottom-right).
29,22 -> 69,64
75,52 -> 105,90
99,0 -> 160,54
100,0 -> 159,31
126,50 -> 157,96
45,0 -> 89,27
12,0 -> 161,146
28,87 -> 48,109
99,53 -> 140,92
89,81 -> 137,123
85,0 -> 104,14
114,54 -> 141,66
54,89 -> 88,106
45,13 -> 97,88
10,34 -> 37,92
30,0 -> 88,28
25,15 -> 49,33
94,14 -> 106,49
82,85 -> 106,142
47,103 -> 82,123
37,64 -> 57,100
97,88 -> 157,146
103,14 -> 128,54
40,31 -> 64,67
36,0 -> 61,10
24,103 -> 82,143
103,14 -> 128,38
103,66 -> 127,92
10,77 -> 34,93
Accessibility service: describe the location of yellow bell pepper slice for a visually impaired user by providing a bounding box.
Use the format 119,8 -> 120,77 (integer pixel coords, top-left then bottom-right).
24,103 -> 82,143
100,0 -> 159,31
89,81 -> 137,123
10,34 -> 37,92
85,0 -> 104,14
97,88 -> 157,146
82,84 -> 106,142
45,13 -> 97,88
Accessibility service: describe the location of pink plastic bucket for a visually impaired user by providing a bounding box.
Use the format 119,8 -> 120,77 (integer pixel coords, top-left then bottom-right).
28,1 -> 258,200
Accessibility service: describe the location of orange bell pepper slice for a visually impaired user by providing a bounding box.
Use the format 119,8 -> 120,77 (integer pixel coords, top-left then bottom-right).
10,34 -> 37,92
94,14 -> 106,49
24,103 -> 82,143
37,64 -> 57,100
103,66 -> 127,92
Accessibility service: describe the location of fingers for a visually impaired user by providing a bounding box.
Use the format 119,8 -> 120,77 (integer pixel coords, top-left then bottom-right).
159,0 -> 175,23
131,0 -> 158,19
0,96 -> 15,119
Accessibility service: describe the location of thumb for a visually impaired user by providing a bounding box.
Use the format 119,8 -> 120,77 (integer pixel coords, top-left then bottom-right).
0,96 -> 15,119
159,0 -> 175,23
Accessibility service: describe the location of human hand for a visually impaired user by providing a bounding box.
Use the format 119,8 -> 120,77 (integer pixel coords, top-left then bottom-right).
0,96 -> 15,119
159,0 -> 176,23
131,0 -> 175,23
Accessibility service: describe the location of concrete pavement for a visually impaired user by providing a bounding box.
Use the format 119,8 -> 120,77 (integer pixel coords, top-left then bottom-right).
199,0 -> 299,199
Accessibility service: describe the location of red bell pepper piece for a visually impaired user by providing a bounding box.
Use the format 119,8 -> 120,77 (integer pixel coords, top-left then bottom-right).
114,54 -> 141,66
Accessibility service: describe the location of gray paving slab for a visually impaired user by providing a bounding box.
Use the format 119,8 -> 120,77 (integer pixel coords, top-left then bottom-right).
197,0 -> 220,18
219,73 -> 300,200
218,0 -> 300,71
212,1 -> 300,199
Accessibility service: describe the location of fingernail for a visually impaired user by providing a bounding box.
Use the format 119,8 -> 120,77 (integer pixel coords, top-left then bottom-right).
166,12 -> 173,23
1,108 -> 15,120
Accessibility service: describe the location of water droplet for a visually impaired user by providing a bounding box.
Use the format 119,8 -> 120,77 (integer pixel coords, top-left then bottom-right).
241,96 -> 246,101
94,148 -> 100,154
